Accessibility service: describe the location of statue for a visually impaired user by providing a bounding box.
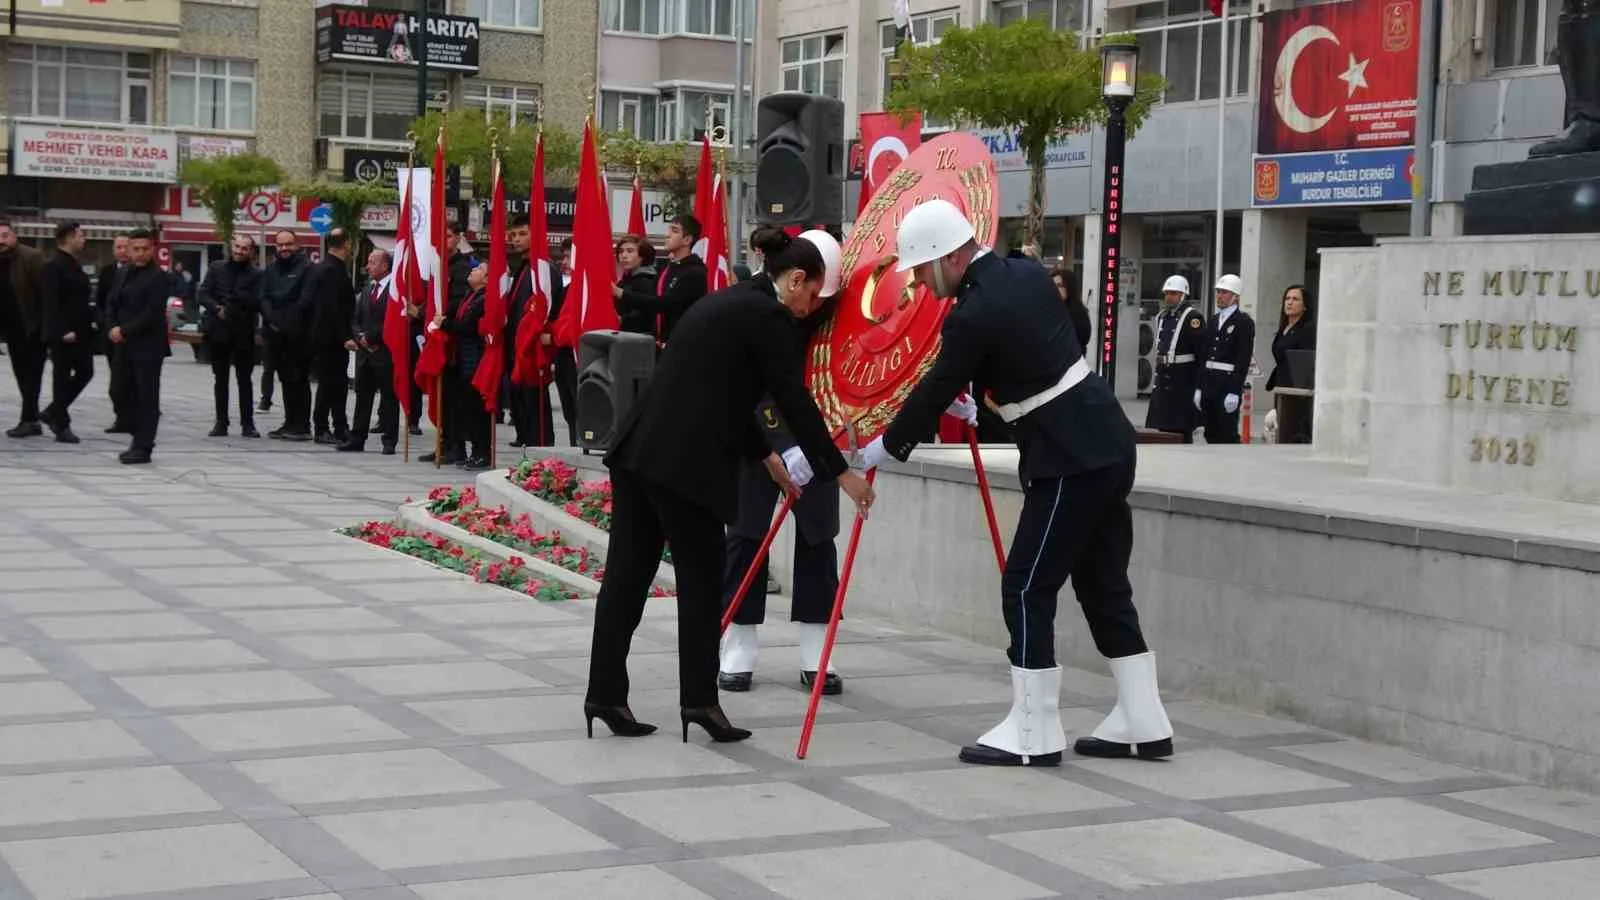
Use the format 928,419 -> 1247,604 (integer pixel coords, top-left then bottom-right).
1528,0 -> 1600,157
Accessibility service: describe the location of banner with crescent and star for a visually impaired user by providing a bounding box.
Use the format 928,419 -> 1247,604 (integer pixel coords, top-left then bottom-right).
1252,0 -> 1419,207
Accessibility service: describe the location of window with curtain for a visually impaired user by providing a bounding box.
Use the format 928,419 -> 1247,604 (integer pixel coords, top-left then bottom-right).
993,0 -> 1086,31
319,70 -> 443,140
601,90 -> 660,140
168,57 -> 255,132
467,0 -> 542,29
1492,0 -> 1560,68
7,43 -> 150,124
605,0 -> 663,34
1130,0 -> 1252,104
780,32 -> 845,99
464,83 -> 541,126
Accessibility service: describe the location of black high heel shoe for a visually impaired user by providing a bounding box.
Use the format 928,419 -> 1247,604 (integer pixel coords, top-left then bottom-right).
583,702 -> 657,738
680,705 -> 752,743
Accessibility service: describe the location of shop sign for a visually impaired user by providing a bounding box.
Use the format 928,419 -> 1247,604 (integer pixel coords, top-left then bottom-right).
1252,147 -> 1414,207
343,148 -> 460,201
316,4 -> 480,74
608,188 -> 671,237
13,123 -> 178,184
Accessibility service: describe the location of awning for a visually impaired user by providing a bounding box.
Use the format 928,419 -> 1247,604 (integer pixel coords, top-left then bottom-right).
368,234 -> 396,252
160,224 -> 321,248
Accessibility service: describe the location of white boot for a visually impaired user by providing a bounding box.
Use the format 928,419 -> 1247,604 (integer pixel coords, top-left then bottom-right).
1077,651 -> 1175,759
960,666 -> 1067,766
720,624 -> 759,674
798,623 -> 842,694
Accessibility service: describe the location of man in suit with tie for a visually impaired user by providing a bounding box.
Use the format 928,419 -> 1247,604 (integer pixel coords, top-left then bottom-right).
340,249 -> 398,454
107,230 -> 171,465
860,199 -> 1174,768
1196,274 -> 1254,444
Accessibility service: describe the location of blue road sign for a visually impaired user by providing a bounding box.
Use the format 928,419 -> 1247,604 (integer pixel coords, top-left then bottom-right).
308,204 -> 335,235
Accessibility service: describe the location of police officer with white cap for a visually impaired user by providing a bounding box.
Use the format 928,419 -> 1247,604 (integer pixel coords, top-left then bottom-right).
859,199 -> 1174,767
720,230 -> 852,696
1144,275 -> 1206,442
1196,274 -> 1254,444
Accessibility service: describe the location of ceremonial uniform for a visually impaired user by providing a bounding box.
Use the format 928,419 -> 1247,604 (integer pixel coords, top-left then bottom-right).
1144,290 -> 1206,441
865,200 -> 1173,767
719,297 -> 842,695
1197,278 -> 1254,444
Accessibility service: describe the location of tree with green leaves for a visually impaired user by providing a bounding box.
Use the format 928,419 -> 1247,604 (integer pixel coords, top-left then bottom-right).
409,110 -> 580,192
282,180 -> 397,264
177,152 -> 284,245
597,131 -> 704,218
886,21 -> 1162,247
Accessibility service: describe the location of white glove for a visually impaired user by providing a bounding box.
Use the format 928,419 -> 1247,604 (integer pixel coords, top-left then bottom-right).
1193,389 -> 1202,411
1224,393 -> 1240,414
945,393 -> 978,426
859,435 -> 891,472
781,446 -> 813,489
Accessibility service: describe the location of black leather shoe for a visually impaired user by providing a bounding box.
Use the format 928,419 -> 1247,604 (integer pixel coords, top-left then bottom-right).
104,422 -> 130,434
1073,736 -> 1174,760
458,455 -> 491,471
118,448 -> 152,465
240,425 -> 260,439
314,432 -> 339,445
381,444 -> 396,456
800,671 -> 843,695
583,702 -> 656,738
958,744 -> 1063,767
336,440 -> 365,452
278,430 -> 312,442
208,423 -> 228,437
409,425 -> 423,436
256,398 -> 272,412
55,427 -> 80,445
718,671 -> 753,692
6,421 -> 42,438
418,451 -> 438,463
681,705 -> 751,743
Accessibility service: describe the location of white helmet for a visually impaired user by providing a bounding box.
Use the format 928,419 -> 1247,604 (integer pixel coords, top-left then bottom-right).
894,198 -> 976,272
1215,274 -> 1244,296
796,229 -> 843,298
1161,275 -> 1190,295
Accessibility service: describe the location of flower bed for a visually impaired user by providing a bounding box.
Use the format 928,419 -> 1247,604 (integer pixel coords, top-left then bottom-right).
508,458 -> 672,563
424,485 -> 669,596
339,521 -> 576,601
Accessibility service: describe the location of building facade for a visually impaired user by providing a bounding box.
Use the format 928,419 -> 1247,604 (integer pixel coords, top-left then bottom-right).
0,0 -> 596,276
765,0 -> 1569,397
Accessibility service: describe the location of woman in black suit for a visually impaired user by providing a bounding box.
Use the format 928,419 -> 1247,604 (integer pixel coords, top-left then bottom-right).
1266,284 -> 1316,443
585,227 -> 877,744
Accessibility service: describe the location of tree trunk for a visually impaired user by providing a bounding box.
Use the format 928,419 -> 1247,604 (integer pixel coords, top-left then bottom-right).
1025,155 -> 1047,251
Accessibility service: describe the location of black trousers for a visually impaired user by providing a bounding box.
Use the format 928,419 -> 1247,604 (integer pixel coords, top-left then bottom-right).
1002,457 -> 1148,669
722,476 -> 838,625
208,339 -> 256,427
351,359 -> 398,447
1200,392 -> 1241,444
107,343 -> 132,427
6,335 -> 46,423
438,365 -> 466,456
452,365 -> 491,457
259,331 -> 278,404
128,357 -> 163,451
510,381 -> 555,445
312,345 -> 350,438
277,340 -> 313,433
46,341 -> 94,425
588,470 -> 724,708
554,348 -> 578,446
407,339 -> 422,428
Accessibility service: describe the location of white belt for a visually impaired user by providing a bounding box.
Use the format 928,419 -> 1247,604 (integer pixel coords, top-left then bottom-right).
1205,360 -> 1236,372
995,357 -> 1090,423
1159,353 -> 1195,365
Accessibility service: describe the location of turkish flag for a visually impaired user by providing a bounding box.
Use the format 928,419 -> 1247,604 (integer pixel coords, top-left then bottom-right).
626,174 -> 647,237
551,120 -> 619,349
704,174 -> 731,292
858,111 -> 922,216
470,156 -> 509,412
1256,0 -> 1419,155
512,134 -> 554,388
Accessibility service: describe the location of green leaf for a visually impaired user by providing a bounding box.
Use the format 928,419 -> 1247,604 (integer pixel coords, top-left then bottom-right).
177,153 -> 284,245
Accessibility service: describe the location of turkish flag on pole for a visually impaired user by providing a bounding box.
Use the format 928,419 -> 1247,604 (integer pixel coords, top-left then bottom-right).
551,120 -> 618,349
691,136 -> 715,258
384,172 -> 418,422
704,173 -> 731,292
513,134 -> 554,387
471,156 -> 509,411
1208,0 -> 1222,17
858,111 -> 923,216
627,173 -> 647,236
414,128 -> 451,424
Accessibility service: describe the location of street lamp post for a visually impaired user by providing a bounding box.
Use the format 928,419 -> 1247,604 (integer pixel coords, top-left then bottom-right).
1096,41 -> 1139,392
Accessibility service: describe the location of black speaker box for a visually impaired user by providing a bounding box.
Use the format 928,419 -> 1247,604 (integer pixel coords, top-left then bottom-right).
576,330 -> 658,452
754,92 -> 845,227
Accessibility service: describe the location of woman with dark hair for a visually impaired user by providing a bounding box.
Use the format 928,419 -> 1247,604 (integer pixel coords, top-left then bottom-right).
1050,266 -> 1091,358
585,225 -> 877,745
613,234 -> 659,336
1266,284 -> 1316,443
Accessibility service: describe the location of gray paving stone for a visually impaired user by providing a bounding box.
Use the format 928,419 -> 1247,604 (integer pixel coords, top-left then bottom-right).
169,705 -> 409,752
468,624 -> 646,656
0,682 -> 94,719
180,584 -> 349,609
273,631 -> 472,663
0,551 -> 88,570
846,767 -> 1133,820
843,672 -> 1011,708
0,647 -> 46,676
0,720 -> 151,767
0,765 -> 222,827
744,721 -> 963,768
236,748 -> 501,804
997,817 -> 1321,889
1247,887 -> 1418,900
114,670 -> 332,709
1234,798 -> 1550,860
1447,786 -> 1600,835
1278,740 -> 1482,783
225,606 -> 403,634
409,694 -> 586,736
596,782 -> 887,843
495,739 -> 754,784
30,611 -> 213,642
2,569 -> 122,591
1070,747 -> 1349,800
411,866 -> 712,900
315,799 -> 612,869
71,638 -> 267,673
721,839 -> 1055,900
1165,698 -> 1325,737
1435,856 -> 1600,899
136,565 -> 294,587
0,589 -> 163,614
102,547 -> 244,567
408,600 -> 579,626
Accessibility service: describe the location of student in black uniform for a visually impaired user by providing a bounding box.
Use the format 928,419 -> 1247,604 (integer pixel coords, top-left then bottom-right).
1196,274 -> 1254,444
1145,274 -> 1207,442
585,228 -> 876,745
859,199 -> 1174,767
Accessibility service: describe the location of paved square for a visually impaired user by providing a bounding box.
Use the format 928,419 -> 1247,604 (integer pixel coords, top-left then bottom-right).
0,365 -> 1594,900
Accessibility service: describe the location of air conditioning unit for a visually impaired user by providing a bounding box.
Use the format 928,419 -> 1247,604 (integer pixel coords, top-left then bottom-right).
1137,314 -> 1157,396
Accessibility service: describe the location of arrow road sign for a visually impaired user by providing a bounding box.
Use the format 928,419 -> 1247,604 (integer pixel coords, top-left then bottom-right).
245,191 -> 278,225
308,204 -> 334,235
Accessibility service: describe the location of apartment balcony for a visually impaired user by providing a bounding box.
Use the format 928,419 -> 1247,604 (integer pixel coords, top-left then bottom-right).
7,0 -> 181,50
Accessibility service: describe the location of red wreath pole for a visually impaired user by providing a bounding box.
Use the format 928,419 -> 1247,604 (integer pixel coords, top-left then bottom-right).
796,469 -> 876,760
967,424 -> 1007,572
720,493 -> 795,634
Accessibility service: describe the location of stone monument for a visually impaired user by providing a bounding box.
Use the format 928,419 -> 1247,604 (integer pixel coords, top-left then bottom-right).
1462,0 -> 1600,234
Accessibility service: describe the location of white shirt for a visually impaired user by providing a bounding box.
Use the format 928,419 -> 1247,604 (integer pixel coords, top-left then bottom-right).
1217,304 -> 1238,326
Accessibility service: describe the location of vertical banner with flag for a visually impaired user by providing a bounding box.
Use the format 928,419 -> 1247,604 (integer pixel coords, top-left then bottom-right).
513,134 -> 554,388
472,156 -> 508,411
627,171 -> 647,236
704,173 -> 731,292
857,111 -> 923,216
552,120 -> 619,348
1251,0 -> 1418,207
413,129 -> 451,423
384,168 -> 420,423
691,136 -> 715,259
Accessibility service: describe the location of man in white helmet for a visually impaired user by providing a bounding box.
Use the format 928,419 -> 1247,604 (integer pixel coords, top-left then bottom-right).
859,199 -> 1174,767
720,230 -> 852,695
1196,274 -> 1254,443
1145,274 -> 1207,442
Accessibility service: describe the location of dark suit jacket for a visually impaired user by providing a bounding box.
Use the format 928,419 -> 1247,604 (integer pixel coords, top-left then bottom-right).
110,263 -> 172,362
1201,308 -> 1255,398
606,275 -> 849,524
446,287 -> 486,377
882,253 -> 1134,482
1267,318 -> 1315,391
302,257 -> 356,348
615,253 -> 707,343
42,250 -> 93,343
198,259 -> 262,346
352,278 -> 391,368
615,264 -> 659,336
